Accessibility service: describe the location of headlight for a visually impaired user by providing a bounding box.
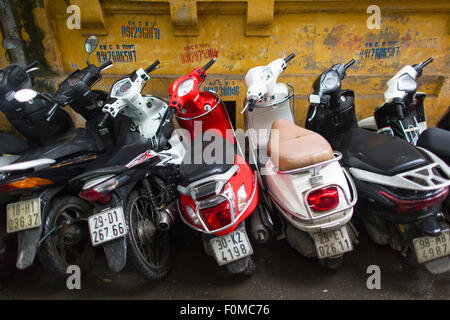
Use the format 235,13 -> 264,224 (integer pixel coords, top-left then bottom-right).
320,71 -> 340,93
177,78 -> 194,97
112,79 -> 132,97
397,73 -> 417,92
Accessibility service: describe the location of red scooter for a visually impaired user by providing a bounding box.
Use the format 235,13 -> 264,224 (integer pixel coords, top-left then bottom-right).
169,58 -> 258,274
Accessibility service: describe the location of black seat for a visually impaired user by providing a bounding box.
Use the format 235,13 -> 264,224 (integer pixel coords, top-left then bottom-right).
417,128 -> 450,164
0,131 -> 29,154
179,133 -> 236,186
338,128 -> 428,176
19,128 -> 99,161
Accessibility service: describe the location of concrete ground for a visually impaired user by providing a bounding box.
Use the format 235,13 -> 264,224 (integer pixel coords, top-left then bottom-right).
0,222 -> 449,300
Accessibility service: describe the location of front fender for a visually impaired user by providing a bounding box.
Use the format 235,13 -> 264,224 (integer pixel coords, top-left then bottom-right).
16,186 -> 63,269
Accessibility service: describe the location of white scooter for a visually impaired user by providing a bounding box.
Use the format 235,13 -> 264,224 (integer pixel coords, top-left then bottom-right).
358,58 -> 433,143
242,54 -> 358,269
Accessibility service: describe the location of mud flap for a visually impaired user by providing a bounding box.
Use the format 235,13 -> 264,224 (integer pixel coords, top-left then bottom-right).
423,256 -> 450,275
16,226 -> 42,269
103,236 -> 127,272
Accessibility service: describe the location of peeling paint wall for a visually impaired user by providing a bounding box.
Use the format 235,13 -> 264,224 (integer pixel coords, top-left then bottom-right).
0,0 -> 448,134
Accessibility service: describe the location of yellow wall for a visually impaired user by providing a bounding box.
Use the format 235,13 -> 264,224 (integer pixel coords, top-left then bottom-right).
1,0 -> 449,131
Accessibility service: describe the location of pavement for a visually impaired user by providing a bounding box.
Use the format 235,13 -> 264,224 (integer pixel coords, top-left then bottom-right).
0,222 -> 449,300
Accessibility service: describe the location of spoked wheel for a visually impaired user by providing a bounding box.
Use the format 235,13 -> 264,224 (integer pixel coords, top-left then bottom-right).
125,189 -> 173,280
38,196 -> 96,278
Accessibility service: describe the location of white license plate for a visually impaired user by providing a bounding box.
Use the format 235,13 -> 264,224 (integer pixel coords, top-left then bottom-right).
413,230 -> 450,264
313,226 -> 353,258
6,198 -> 41,233
210,229 -> 253,266
88,207 -> 127,246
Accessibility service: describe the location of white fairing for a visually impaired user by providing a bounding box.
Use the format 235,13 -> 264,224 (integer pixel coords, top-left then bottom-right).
265,160 -> 353,233
357,116 -> 377,130
384,65 -> 417,103
243,57 -> 355,237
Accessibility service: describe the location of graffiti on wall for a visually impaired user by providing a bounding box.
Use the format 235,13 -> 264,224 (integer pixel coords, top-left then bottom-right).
203,80 -> 240,97
180,43 -> 219,64
96,44 -> 137,63
121,20 -> 160,40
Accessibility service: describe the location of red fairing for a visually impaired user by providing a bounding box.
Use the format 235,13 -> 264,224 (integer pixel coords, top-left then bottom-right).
168,67 -> 234,144
180,154 -> 258,236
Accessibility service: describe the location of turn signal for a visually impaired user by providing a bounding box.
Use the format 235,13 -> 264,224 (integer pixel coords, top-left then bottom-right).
307,186 -> 339,212
0,177 -> 54,192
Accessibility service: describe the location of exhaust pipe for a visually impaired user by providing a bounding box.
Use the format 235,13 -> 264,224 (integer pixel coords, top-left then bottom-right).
156,201 -> 176,231
250,208 -> 270,243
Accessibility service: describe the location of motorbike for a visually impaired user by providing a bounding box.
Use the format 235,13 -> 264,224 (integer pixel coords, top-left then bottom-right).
0,61 -> 74,167
168,58 -> 259,274
0,36 -> 128,276
306,59 -> 450,274
242,54 -> 358,270
358,58 -> 450,222
70,59 -> 185,279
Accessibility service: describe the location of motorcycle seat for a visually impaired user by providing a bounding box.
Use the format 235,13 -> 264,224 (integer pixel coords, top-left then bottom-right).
179,132 -> 235,187
417,127 -> 450,164
0,131 -> 29,154
267,118 -> 334,171
339,128 -> 428,176
18,128 -> 99,161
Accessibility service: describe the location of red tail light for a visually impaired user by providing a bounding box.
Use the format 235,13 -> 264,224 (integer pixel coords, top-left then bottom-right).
79,189 -> 111,204
199,200 -> 232,230
307,186 -> 339,212
379,187 -> 448,213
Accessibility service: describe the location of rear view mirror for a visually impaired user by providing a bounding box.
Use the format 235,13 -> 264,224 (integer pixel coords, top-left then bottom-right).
85,35 -> 99,54
14,89 -> 38,102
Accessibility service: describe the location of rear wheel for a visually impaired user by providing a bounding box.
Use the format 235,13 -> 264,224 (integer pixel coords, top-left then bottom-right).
38,196 -> 96,278
125,189 -> 173,280
319,256 -> 344,270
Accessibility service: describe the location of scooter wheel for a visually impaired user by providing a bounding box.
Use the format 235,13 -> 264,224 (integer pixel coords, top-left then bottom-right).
242,257 -> 256,276
319,256 -> 344,271
125,189 -> 173,281
38,195 -> 96,278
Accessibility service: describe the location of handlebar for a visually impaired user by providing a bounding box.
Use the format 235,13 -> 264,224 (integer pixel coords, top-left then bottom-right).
414,57 -> 433,71
98,60 -> 113,71
284,53 -> 295,63
395,103 -> 404,119
97,113 -> 110,128
145,60 -> 160,74
344,59 -> 356,70
202,58 -> 216,72
46,102 -> 59,122
25,60 -> 39,73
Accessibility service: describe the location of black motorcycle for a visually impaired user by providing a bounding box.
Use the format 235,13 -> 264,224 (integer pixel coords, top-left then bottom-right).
306,59 -> 450,274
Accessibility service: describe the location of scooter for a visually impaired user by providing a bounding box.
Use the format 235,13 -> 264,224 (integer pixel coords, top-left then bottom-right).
168,58 -> 259,274
0,36 -> 124,276
358,58 -> 450,222
70,59 -> 185,279
307,59 -> 450,274
242,54 -> 358,270
0,61 -> 73,166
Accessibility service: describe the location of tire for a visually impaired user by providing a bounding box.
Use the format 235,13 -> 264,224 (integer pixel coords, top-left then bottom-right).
319,256 -> 344,270
38,195 -> 96,278
125,189 -> 173,280
242,257 -> 256,276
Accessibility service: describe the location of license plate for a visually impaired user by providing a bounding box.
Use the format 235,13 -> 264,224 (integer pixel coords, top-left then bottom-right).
210,229 -> 253,266
313,226 -> 353,258
88,207 -> 127,246
6,198 -> 41,233
413,230 -> 450,264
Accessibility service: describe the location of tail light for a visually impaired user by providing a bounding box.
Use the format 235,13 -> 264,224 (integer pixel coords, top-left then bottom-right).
199,199 -> 232,230
379,187 -> 448,213
79,177 -> 118,204
307,186 -> 339,212
0,177 -> 54,193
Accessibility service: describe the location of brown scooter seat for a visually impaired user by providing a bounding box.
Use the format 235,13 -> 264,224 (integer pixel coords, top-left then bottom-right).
268,119 -> 334,171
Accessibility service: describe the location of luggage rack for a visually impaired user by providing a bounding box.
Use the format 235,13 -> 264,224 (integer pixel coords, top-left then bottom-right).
274,151 -> 343,176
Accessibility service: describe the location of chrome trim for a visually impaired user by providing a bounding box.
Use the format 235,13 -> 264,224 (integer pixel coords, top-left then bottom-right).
253,84 -> 294,108
177,165 -> 240,201
268,167 -> 356,227
175,94 -> 221,121
178,173 -> 258,234
0,158 -> 55,172
275,152 -> 343,175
